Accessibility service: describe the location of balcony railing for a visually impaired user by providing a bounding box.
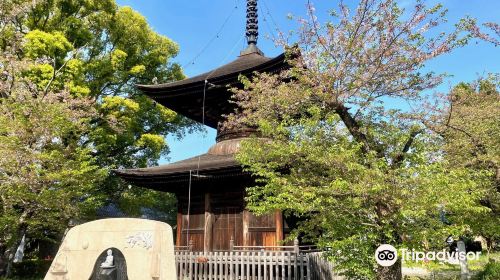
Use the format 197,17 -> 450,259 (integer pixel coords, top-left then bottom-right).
175,238 -> 320,253
174,239 -> 342,280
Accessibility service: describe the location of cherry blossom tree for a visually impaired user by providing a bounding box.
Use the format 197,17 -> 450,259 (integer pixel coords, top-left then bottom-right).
224,0 -> 497,279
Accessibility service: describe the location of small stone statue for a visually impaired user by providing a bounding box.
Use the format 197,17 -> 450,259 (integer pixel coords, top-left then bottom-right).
90,248 -> 127,279
100,249 -> 114,268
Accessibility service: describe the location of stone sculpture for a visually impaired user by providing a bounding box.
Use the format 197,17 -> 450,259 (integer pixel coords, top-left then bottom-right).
44,218 -> 176,280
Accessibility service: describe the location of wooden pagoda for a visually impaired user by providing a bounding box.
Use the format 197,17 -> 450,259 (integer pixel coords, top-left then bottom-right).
115,0 -> 291,252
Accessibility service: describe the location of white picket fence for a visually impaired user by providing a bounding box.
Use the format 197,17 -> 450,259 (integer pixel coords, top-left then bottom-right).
175,251 -> 343,280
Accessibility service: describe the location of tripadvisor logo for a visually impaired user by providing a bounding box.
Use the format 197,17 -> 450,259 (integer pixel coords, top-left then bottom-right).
374,244 -> 482,267
375,244 -> 398,267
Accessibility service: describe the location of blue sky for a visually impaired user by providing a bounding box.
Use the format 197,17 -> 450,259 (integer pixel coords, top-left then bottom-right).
116,0 -> 499,164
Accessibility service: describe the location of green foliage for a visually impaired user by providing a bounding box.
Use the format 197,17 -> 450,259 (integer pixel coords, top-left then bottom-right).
24,30 -> 72,61
1,0 -> 193,209
226,1 -> 497,278
237,114 -> 489,279
137,133 -> 167,159
9,259 -> 51,279
476,261 -> 500,280
22,63 -> 54,89
118,188 -> 177,224
429,76 -> 500,251
2,0 -> 194,176
0,0 -> 191,275
0,78 -> 105,275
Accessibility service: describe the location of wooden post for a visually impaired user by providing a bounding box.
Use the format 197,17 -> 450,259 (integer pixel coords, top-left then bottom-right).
189,239 -> 194,252
275,210 -> 283,245
230,236 -> 235,251
204,192 -> 214,252
457,240 -> 470,280
294,238 -> 300,254
243,209 -> 250,247
176,209 -> 182,247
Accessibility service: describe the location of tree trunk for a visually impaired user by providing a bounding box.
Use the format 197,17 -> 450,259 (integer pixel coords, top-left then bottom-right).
4,222 -> 28,277
376,258 -> 402,280
486,237 -> 493,256
0,247 -> 6,276
374,200 -> 402,280
5,240 -> 19,277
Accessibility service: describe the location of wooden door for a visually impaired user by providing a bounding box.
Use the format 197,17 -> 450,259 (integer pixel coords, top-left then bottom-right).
177,193 -> 205,251
212,206 -> 243,250
248,212 -> 277,247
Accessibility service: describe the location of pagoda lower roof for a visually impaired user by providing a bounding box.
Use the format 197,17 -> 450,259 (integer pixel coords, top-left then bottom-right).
136,52 -> 288,128
113,153 -> 245,192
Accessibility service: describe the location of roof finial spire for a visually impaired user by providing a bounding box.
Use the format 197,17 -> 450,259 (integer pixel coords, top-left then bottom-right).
241,0 -> 263,56
246,0 -> 258,46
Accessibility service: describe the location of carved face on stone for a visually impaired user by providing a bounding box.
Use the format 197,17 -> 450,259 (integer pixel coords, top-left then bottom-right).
107,249 -> 112,256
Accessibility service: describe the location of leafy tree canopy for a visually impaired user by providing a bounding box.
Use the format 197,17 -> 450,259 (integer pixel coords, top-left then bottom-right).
224,0 -> 498,279
426,76 -> 500,253
1,0 -> 193,275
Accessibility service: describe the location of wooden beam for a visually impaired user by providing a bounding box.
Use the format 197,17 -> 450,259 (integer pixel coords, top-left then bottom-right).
275,210 -> 283,245
243,209 -> 250,247
203,192 -> 214,252
176,210 -> 182,247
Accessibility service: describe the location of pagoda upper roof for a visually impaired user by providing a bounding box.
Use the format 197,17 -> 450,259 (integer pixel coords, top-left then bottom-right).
136,52 -> 288,128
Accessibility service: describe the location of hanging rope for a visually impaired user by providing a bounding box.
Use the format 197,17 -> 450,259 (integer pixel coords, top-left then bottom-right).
261,0 -> 281,32
182,2 -> 240,69
184,33 -> 245,249
261,0 -> 284,42
184,0 -> 253,250
185,170 -> 192,246
195,79 -> 208,177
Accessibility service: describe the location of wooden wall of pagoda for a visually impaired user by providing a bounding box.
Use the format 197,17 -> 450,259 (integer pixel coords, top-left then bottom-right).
175,178 -> 289,251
